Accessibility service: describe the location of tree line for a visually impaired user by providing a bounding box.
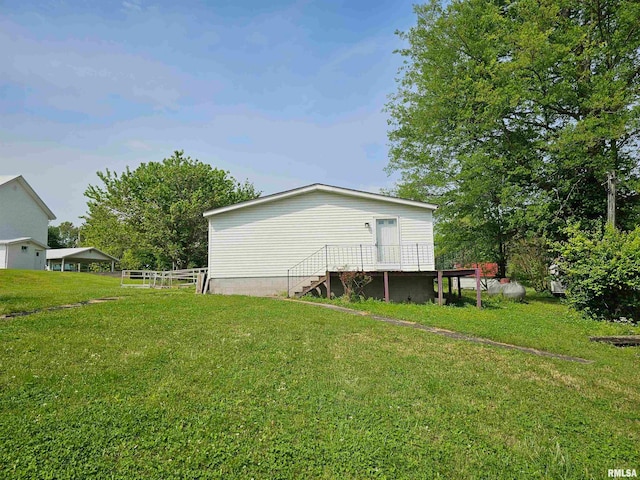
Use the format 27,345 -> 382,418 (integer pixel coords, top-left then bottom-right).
386,0 -> 640,277
386,0 -> 640,321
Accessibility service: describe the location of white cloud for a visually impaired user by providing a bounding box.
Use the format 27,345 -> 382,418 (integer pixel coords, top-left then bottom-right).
122,1 -> 142,12
0,24 -> 216,115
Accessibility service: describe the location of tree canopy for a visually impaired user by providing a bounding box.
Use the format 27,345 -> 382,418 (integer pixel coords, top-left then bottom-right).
386,0 -> 640,275
82,151 -> 259,270
48,222 -> 80,249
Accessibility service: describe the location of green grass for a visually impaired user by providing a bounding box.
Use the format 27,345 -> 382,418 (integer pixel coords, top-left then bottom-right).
304,291 -> 640,363
0,270 -> 155,315
1,272 -> 639,478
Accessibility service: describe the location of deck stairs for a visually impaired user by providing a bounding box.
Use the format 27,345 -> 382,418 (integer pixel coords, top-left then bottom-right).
293,275 -> 327,298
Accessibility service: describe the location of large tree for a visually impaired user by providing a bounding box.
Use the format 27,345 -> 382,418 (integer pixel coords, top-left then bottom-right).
48,221 -> 80,249
386,0 -> 640,275
82,151 -> 259,269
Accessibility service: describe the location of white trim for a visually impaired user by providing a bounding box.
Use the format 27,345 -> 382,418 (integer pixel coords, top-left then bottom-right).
46,247 -> 119,262
203,184 -> 438,218
0,237 -> 49,249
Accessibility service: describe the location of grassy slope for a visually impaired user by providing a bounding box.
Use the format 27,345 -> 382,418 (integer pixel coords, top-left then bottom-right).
306,292 -> 640,363
0,275 -> 638,478
0,270 -> 154,315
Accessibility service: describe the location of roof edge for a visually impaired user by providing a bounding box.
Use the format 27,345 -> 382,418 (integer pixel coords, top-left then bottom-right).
203,183 -> 438,218
2,176 -> 56,220
0,237 -> 48,249
46,247 -> 119,261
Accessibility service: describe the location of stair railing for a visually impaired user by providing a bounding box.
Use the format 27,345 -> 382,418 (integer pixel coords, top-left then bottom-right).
287,245 -> 328,297
286,243 -> 435,297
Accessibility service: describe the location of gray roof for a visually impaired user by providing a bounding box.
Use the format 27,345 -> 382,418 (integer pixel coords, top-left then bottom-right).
0,237 -> 48,249
203,183 -> 438,218
0,175 -> 56,220
46,247 -> 119,262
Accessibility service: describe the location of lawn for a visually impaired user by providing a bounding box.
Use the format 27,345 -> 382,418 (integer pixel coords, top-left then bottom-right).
304,290 -> 640,363
0,272 -> 638,478
0,270 -> 155,315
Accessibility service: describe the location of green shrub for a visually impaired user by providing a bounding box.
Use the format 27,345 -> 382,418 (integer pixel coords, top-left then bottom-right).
557,225 -> 640,323
338,270 -> 372,302
507,237 -> 551,292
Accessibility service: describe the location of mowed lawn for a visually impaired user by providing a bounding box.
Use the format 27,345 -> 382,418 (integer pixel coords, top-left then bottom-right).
1,272 -> 639,478
0,270 -> 156,316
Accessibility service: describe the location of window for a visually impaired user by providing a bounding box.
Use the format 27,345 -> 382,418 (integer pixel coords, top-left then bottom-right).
21,246 -> 28,253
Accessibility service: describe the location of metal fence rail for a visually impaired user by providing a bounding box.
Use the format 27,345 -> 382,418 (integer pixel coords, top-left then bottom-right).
121,268 -> 208,289
287,243 -> 434,297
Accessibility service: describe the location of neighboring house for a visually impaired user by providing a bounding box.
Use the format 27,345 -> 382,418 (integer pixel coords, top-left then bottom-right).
46,248 -> 119,272
0,175 -> 56,270
204,184 -> 440,302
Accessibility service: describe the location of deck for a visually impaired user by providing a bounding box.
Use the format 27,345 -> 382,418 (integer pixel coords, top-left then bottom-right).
297,268 -> 482,308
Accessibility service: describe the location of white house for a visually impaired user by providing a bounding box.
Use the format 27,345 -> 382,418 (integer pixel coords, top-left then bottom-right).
203,184 -> 440,302
0,175 -> 56,270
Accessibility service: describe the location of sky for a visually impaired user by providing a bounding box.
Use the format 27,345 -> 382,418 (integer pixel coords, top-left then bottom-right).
0,0 -> 418,223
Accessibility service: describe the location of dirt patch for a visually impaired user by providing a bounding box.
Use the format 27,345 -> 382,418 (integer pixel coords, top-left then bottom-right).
590,336 -> 640,347
0,297 -> 122,320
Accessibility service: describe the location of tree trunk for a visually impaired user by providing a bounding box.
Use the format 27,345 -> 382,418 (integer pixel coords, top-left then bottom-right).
497,240 -> 507,279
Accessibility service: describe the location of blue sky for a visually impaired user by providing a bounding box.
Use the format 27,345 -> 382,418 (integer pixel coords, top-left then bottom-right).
0,0 -> 418,222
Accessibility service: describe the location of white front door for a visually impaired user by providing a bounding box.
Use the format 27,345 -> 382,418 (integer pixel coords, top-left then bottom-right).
376,218 -> 399,266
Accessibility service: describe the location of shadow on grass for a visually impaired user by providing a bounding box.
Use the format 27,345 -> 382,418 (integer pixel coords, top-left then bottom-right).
443,295 -> 502,310
442,291 -> 563,309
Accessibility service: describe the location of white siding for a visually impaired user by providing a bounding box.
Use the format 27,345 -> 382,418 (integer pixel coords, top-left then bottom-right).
0,241 -> 46,270
0,181 -> 49,245
6,242 -> 34,270
208,190 -> 434,278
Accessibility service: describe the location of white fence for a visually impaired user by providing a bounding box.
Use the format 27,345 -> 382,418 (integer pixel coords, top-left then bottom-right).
121,268 -> 208,289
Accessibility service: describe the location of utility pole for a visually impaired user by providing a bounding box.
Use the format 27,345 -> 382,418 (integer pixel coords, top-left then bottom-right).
607,171 -> 616,228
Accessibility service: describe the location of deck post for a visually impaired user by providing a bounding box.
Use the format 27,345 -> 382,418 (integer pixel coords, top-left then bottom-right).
448,275 -> 452,298
475,268 -> 482,308
383,271 -> 390,302
61,258 -> 65,272
326,270 -> 331,299
457,276 -> 462,298
437,270 -> 443,306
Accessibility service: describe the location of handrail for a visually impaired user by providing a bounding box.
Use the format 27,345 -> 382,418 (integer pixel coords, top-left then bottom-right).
287,245 -> 327,273
287,243 -> 434,297
287,246 -> 329,297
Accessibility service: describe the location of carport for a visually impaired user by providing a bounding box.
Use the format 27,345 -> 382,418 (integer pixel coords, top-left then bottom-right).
46,247 -> 118,272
